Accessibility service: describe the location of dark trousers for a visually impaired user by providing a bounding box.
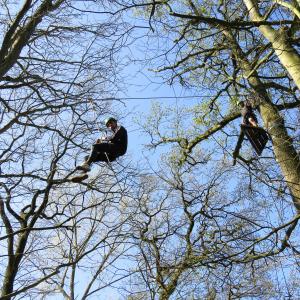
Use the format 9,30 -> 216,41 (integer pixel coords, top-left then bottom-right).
86,142 -> 119,164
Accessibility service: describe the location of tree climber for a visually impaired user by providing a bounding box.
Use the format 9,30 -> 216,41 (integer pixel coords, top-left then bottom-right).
233,99 -> 268,164
72,117 -> 127,181
238,100 -> 258,127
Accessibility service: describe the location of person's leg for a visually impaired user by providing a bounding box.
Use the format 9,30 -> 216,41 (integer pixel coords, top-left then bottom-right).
93,152 -> 110,162
86,143 -> 116,163
104,146 -> 120,163
78,143 -> 119,171
93,149 -> 119,163
77,143 -> 109,171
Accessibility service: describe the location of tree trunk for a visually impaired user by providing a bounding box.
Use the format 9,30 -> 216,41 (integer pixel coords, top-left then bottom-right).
1,231 -> 30,299
1,264 -> 17,299
223,29 -> 300,211
243,0 -> 300,90
259,102 -> 300,211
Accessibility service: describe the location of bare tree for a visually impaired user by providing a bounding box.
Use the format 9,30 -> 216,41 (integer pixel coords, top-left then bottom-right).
2,1 -> 300,299
0,1 -> 135,299
127,0 -> 300,211
124,143 -> 300,299
25,170 -> 135,299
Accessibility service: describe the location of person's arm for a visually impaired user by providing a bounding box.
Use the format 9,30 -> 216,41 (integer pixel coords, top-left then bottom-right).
95,131 -> 110,143
248,117 -> 258,127
110,127 -> 124,144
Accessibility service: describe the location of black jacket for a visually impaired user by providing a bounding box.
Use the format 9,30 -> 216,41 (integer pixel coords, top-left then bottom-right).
109,126 -> 128,155
241,103 -> 258,125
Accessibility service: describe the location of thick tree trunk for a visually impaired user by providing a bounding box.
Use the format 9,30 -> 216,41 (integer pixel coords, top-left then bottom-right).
1,232 -> 29,299
2,265 -> 17,299
243,0 -> 300,90
259,102 -> 300,210
223,29 -> 300,211
0,0 -> 64,79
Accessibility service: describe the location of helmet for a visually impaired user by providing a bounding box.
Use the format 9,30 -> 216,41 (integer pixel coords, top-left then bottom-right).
104,117 -> 117,126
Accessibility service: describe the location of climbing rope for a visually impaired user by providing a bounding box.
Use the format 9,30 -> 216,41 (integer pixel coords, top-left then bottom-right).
84,97 -> 124,190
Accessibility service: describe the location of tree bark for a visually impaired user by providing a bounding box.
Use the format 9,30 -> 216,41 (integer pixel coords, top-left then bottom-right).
243,0 -> 300,90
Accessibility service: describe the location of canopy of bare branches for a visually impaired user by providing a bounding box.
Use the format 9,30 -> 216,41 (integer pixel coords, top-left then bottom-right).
1,0 -> 300,299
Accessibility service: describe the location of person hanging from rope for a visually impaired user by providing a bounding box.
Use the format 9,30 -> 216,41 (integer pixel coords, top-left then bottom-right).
76,117 -> 128,174
238,99 -> 258,127
233,97 -> 269,164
